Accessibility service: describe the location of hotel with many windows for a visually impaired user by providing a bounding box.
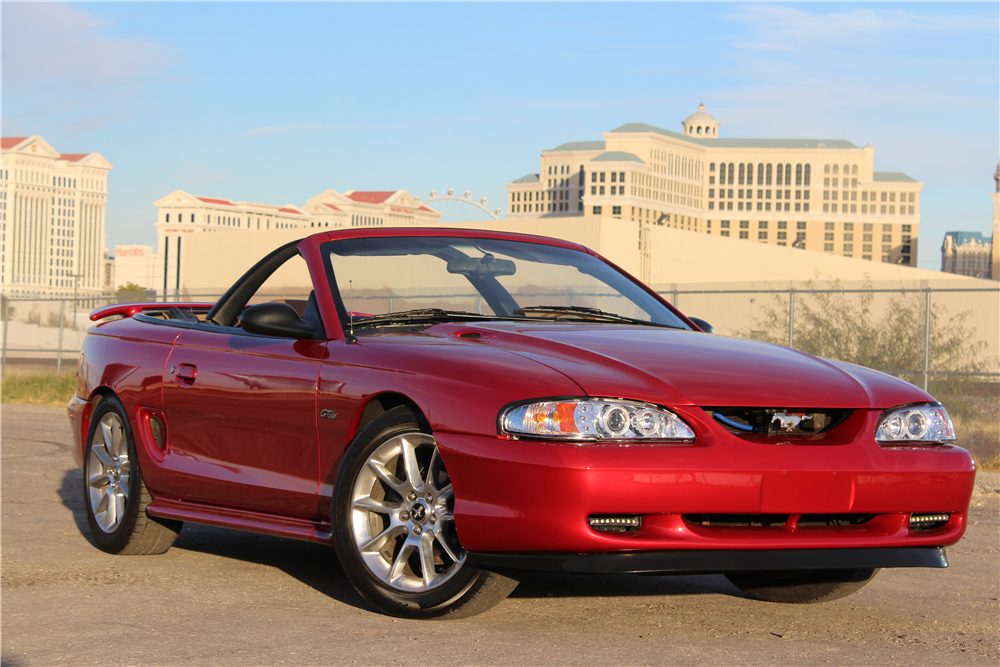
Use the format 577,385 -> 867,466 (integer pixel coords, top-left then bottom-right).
0,136 -> 112,298
940,165 -> 1000,280
153,189 -> 440,295
506,105 -> 922,265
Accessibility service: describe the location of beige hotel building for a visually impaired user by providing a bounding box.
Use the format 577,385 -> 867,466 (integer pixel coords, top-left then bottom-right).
506,105 -> 922,265
1,136 -> 112,298
154,189 -> 440,295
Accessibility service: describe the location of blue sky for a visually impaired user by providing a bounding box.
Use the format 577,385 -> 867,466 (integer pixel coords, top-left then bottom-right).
3,2 -> 997,270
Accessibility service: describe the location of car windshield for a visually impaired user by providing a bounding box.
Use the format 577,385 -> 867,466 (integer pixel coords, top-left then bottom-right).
322,236 -> 690,329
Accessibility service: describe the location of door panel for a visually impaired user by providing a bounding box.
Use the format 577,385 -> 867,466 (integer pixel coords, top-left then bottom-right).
161,327 -> 327,519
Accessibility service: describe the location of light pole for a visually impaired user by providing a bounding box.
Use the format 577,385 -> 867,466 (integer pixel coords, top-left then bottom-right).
70,273 -> 84,330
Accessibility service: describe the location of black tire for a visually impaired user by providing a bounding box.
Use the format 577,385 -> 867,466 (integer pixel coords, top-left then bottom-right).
333,405 -> 517,619
82,395 -> 182,555
725,568 -> 878,604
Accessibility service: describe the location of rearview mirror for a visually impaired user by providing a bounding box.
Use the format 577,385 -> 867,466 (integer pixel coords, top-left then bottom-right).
447,253 -> 516,277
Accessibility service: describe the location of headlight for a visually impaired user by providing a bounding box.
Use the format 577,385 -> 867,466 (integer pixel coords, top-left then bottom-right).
875,404 -> 956,444
500,399 -> 695,441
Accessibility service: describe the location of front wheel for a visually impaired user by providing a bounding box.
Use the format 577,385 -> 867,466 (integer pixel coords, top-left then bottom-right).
333,406 -> 517,619
725,568 -> 878,604
83,395 -> 182,555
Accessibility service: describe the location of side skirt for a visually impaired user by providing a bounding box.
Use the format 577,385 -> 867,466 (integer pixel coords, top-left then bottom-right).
468,547 -> 948,574
148,498 -> 333,545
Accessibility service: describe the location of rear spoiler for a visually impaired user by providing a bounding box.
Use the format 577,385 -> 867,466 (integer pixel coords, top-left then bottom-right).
90,303 -> 216,322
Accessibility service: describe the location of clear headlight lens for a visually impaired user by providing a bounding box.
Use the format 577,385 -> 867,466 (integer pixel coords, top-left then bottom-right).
501,399 -> 695,441
875,404 -> 956,444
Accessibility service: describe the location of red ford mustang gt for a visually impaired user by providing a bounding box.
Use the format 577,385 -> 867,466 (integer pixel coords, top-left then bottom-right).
68,228 -> 975,619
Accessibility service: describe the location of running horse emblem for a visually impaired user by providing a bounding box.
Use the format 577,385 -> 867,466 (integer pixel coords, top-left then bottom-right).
771,413 -> 814,432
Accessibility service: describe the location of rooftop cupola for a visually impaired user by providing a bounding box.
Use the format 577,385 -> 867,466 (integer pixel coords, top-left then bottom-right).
681,103 -> 720,138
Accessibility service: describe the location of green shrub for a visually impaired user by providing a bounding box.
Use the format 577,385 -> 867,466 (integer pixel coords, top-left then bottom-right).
1,370 -> 78,406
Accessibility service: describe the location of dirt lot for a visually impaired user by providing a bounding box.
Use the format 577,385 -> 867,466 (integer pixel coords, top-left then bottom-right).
2,404 -> 998,667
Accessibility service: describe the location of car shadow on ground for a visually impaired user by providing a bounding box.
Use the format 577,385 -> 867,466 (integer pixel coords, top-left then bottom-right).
58,470 -> 744,616
57,467 -> 96,548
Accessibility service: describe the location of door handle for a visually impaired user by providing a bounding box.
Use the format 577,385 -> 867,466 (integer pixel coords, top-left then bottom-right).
175,363 -> 198,384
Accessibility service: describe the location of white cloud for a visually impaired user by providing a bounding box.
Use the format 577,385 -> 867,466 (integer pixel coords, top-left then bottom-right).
183,163 -> 236,185
725,5 -> 992,52
241,123 -> 327,138
3,3 -> 174,93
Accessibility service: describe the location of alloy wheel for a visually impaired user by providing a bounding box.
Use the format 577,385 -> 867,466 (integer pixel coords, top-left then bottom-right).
87,412 -> 132,533
349,432 -> 465,592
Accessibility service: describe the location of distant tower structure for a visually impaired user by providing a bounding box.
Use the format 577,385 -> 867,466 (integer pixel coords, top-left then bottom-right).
991,162 -> 999,279
681,103 -> 720,138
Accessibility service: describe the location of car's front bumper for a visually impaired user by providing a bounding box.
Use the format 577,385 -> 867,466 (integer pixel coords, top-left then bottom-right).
438,409 -> 976,556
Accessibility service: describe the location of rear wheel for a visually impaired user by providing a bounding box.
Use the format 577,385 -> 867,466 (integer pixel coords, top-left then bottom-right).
83,395 -> 182,555
725,568 -> 878,603
333,406 -> 517,619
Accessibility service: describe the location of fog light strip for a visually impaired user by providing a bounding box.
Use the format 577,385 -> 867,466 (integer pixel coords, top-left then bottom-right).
589,516 -> 641,527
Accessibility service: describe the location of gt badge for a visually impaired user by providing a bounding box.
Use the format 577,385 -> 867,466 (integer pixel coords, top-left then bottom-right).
320,409 -> 339,420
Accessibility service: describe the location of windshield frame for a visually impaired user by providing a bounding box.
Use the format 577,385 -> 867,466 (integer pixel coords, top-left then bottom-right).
319,231 -> 695,334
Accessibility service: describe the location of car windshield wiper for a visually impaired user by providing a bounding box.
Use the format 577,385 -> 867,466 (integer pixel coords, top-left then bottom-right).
351,308 -> 494,328
513,305 -> 684,329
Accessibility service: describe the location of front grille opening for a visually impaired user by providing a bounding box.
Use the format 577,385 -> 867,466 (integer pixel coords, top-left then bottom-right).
684,513 -> 876,528
909,513 -> 950,531
588,515 -> 642,533
705,407 -> 852,436
684,514 -> 789,527
797,514 -> 875,526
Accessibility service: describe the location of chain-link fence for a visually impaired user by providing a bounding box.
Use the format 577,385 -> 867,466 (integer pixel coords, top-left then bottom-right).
654,284 -> 1000,391
3,286 -> 998,387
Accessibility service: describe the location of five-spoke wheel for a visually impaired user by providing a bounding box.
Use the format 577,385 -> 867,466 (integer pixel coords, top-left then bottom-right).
87,411 -> 132,533
82,395 -> 182,555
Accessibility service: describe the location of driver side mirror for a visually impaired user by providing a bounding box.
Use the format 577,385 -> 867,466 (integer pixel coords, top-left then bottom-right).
689,317 -> 715,334
241,303 -> 324,340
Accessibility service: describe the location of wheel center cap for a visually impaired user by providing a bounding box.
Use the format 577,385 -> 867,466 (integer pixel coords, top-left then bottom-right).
410,503 -> 427,522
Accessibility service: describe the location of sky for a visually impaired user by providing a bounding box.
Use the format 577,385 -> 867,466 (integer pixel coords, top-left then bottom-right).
3,2 -> 997,270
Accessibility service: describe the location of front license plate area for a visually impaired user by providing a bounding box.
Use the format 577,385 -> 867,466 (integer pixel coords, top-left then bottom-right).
760,471 -> 855,513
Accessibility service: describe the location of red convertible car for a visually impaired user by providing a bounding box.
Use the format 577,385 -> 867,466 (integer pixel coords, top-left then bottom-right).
68,228 -> 975,619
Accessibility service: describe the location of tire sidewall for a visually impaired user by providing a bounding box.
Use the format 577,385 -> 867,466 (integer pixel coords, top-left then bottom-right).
332,406 -> 482,617
82,395 -> 143,553
726,568 -> 877,603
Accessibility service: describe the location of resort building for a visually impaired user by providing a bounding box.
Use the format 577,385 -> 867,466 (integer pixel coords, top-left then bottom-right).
506,105 -> 922,267
942,165 -> 1000,280
153,189 -> 440,296
113,245 -> 156,291
0,135 -> 112,298
941,232 -> 992,279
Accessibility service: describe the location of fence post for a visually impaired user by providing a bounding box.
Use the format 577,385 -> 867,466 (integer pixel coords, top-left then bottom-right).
787,288 -> 795,348
671,283 -> 679,309
1,299 -> 8,377
923,288 -> 931,391
56,299 -> 66,374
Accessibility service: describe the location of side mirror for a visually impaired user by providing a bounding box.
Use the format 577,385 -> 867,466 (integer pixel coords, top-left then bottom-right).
241,303 -> 324,340
689,317 -> 715,334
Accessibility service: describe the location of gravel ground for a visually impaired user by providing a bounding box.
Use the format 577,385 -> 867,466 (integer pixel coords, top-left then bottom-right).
2,404 -> 998,667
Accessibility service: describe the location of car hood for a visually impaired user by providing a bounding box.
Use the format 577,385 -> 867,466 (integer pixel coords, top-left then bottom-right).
434,322 -> 931,409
